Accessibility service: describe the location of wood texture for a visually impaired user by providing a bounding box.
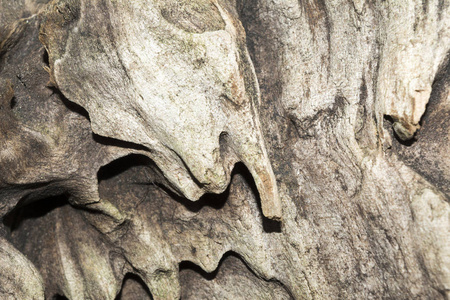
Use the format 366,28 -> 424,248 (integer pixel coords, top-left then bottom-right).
0,0 -> 449,299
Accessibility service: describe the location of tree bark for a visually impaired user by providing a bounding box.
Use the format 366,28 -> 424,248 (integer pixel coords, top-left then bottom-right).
0,0 -> 449,299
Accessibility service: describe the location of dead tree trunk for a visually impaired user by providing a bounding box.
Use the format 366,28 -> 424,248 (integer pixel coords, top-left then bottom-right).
0,0 -> 449,299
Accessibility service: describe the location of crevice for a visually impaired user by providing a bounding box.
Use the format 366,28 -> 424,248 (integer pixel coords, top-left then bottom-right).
219,131 -> 229,156
154,178 -> 229,213
93,134 -> 150,152
386,52 -> 450,147
232,163 -> 282,232
43,49 -> 49,67
179,251 -> 247,280
391,50 -> 450,200
16,74 -> 26,87
179,260 -> 219,281
383,115 -> 416,147
48,86 -> 90,121
179,251 -> 293,298
153,161 -> 281,232
9,96 -> 16,109
96,152 -> 229,211
97,154 -> 155,183
2,194 -> 69,232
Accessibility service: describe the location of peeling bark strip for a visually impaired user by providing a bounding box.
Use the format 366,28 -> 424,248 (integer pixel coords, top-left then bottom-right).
0,0 -> 449,299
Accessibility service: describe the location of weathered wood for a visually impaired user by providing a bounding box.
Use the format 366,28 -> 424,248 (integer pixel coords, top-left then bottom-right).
0,0 -> 449,299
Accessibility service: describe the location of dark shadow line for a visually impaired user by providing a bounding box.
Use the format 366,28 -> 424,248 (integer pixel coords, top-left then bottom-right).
179,250 -> 294,298
2,194 -> 69,232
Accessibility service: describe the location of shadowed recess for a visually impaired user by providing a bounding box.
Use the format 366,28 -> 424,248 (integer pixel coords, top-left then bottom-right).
115,273 -> 153,300
97,154 -> 155,183
97,154 -> 278,223
93,134 -> 151,152
393,53 -> 450,199
179,251 -> 250,281
233,163 -> 281,233
179,259 -> 219,281
2,194 -> 69,232
154,162 -> 282,232
179,251 -> 293,297
384,115 -> 416,146
154,179 -> 230,212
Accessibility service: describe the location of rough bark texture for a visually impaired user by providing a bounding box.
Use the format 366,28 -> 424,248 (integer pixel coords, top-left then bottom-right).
0,0 -> 449,299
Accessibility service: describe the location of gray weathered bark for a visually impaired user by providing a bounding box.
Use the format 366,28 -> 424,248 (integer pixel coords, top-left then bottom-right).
0,0 -> 449,299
